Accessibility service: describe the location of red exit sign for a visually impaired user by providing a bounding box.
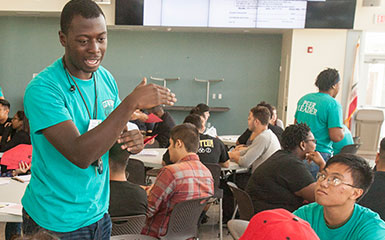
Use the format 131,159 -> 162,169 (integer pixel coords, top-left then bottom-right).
375,14 -> 385,24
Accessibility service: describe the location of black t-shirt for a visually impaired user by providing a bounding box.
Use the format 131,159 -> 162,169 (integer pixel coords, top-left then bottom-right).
359,171 -> 385,221
0,128 -> 31,152
109,180 -> 148,217
237,124 -> 283,145
245,150 -> 314,214
163,133 -> 229,165
151,111 -> 176,148
0,118 -> 11,137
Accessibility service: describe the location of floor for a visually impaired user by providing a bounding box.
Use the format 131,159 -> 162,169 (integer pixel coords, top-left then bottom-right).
199,202 -> 233,240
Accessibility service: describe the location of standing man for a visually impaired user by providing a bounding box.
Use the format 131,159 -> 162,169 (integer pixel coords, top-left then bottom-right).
294,154 -> 385,240
22,0 -> 176,239
295,68 -> 344,177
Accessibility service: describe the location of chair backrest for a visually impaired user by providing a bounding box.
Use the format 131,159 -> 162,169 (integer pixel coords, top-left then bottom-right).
354,109 -> 384,155
227,182 -> 254,221
227,219 -> 249,240
203,163 -> 222,198
111,215 -> 147,236
160,197 -> 210,240
110,234 -> 157,240
126,158 -> 146,185
339,144 -> 361,154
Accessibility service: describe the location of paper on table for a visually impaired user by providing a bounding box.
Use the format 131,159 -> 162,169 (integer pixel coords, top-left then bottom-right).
126,122 -> 139,131
0,178 -> 10,185
0,203 -> 22,216
134,149 -> 159,156
15,175 -> 31,182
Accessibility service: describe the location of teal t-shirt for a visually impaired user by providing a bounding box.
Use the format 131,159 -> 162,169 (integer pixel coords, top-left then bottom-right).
294,203 -> 385,240
0,86 -> 3,97
332,125 -> 354,154
22,58 -> 121,232
295,92 -> 343,154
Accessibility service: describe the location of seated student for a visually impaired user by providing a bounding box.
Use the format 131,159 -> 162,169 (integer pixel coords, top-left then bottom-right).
229,106 -> 280,173
146,105 -> 176,148
240,208 -> 320,240
108,143 -> 147,217
237,101 -> 283,144
332,124 -> 354,155
294,154 -> 385,240
0,99 -> 11,143
359,137 -> 385,221
246,123 -> 325,214
1,111 -> 31,152
163,114 -> 230,167
142,123 -> 214,238
190,103 -> 217,137
271,105 -> 284,129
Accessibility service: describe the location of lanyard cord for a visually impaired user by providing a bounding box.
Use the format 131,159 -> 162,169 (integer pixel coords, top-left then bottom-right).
62,58 -> 98,119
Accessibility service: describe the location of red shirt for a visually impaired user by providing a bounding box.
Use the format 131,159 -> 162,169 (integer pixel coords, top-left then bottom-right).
142,153 -> 214,238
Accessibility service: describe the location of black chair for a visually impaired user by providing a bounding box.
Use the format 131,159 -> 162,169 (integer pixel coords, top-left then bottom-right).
227,182 -> 254,221
111,215 -> 147,236
204,163 -> 224,240
110,234 -> 157,240
340,144 -> 361,154
126,158 -> 146,185
160,197 -> 210,240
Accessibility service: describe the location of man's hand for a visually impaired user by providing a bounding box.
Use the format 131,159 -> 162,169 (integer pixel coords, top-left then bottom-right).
131,110 -> 149,122
305,151 -> 326,170
228,150 -> 241,163
14,161 -> 31,176
128,78 -> 177,110
117,128 -> 144,154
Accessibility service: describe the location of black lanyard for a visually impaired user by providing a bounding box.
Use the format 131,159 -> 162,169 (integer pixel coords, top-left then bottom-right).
62,58 -> 98,120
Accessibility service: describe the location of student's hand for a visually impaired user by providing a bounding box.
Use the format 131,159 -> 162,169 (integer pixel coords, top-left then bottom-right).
14,161 -> 31,176
117,128 -> 144,154
234,144 -> 246,151
306,151 -> 326,170
128,78 -> 177,110
131,110 -> 148,122
4,122 -> 11,127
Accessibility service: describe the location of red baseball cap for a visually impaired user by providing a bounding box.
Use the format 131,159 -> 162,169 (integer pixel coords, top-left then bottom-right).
240,209 -> 319,240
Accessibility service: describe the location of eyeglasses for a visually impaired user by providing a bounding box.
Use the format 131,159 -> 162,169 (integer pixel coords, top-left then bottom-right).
305,139 -> 317,144
316,172 -> 358,188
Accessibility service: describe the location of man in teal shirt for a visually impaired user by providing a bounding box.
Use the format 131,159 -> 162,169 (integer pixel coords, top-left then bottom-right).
22,0 -> 176,239
295,68 -> 344,177
294,154 -> 385,240
332,125 -> 354,155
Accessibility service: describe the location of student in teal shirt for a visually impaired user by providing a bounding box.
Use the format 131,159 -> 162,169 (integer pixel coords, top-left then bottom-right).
22,0 -> 176,239
295,68 -> 344,177
0,86 -> 4,99
332,125 -> 354,155
294,154 -> 385,240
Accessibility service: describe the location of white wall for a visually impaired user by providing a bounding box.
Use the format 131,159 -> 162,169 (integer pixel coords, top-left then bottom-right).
285,29 -> 348,125
355,0 -> 385,31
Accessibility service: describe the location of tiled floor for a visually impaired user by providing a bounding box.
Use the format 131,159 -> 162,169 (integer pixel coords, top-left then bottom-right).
199,203 -> 234,240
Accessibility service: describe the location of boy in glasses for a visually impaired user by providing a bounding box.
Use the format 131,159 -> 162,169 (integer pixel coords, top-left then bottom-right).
294,154 -> 385,240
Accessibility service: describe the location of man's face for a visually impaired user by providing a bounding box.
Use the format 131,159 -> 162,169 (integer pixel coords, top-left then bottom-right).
303,132 -> 316,153
315,163 -> 361,207
59,14 -> 107,79
0,105 -> 9,121
247,112 -> 256,132
203,111 -> 210,121
332,81 -> 341,98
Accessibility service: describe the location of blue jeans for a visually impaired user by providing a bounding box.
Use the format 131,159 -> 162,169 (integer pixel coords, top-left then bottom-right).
22,208 -> 112,240
306,152 -> 331,179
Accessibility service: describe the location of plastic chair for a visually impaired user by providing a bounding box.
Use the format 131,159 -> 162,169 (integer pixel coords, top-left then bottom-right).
339,143 -> 361,154
204,163 -> 224,240
354,109 -> 384,155
126,158 -> 146,185
111,215 -> 147,236
227,182 -> 254,221
227,219 -> 249,240
160,197 -> 210,240
110,234 -> 157,240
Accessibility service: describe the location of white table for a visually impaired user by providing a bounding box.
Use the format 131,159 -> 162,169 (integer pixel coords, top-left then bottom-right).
0,179 -> 27,222
218,135 -> 240,147
132,148 -> 245,172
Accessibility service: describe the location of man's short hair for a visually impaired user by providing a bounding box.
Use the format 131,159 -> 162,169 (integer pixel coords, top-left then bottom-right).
170,123 -> 199,153
60,0 -> 105,34
109,143 -> 130,172
189,107 -> 205,118
0,99 -> 10,110
257,101 -> 273,118
379,137 -> 385,160
183,114 -> 203,130
281,123 -> 311,151
315,68 -> 340,91
196,103 -> 210,113
250,106 -> 270,125
325,153 -> 374,197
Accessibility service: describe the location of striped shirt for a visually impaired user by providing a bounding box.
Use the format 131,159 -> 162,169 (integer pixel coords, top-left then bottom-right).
142,153 -> 214,238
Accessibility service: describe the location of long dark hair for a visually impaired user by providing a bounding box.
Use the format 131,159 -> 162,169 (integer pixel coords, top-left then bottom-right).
15,111 -> 30,134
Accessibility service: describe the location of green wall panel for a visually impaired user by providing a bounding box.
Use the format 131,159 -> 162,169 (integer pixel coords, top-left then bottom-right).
0,16 -> 282,135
